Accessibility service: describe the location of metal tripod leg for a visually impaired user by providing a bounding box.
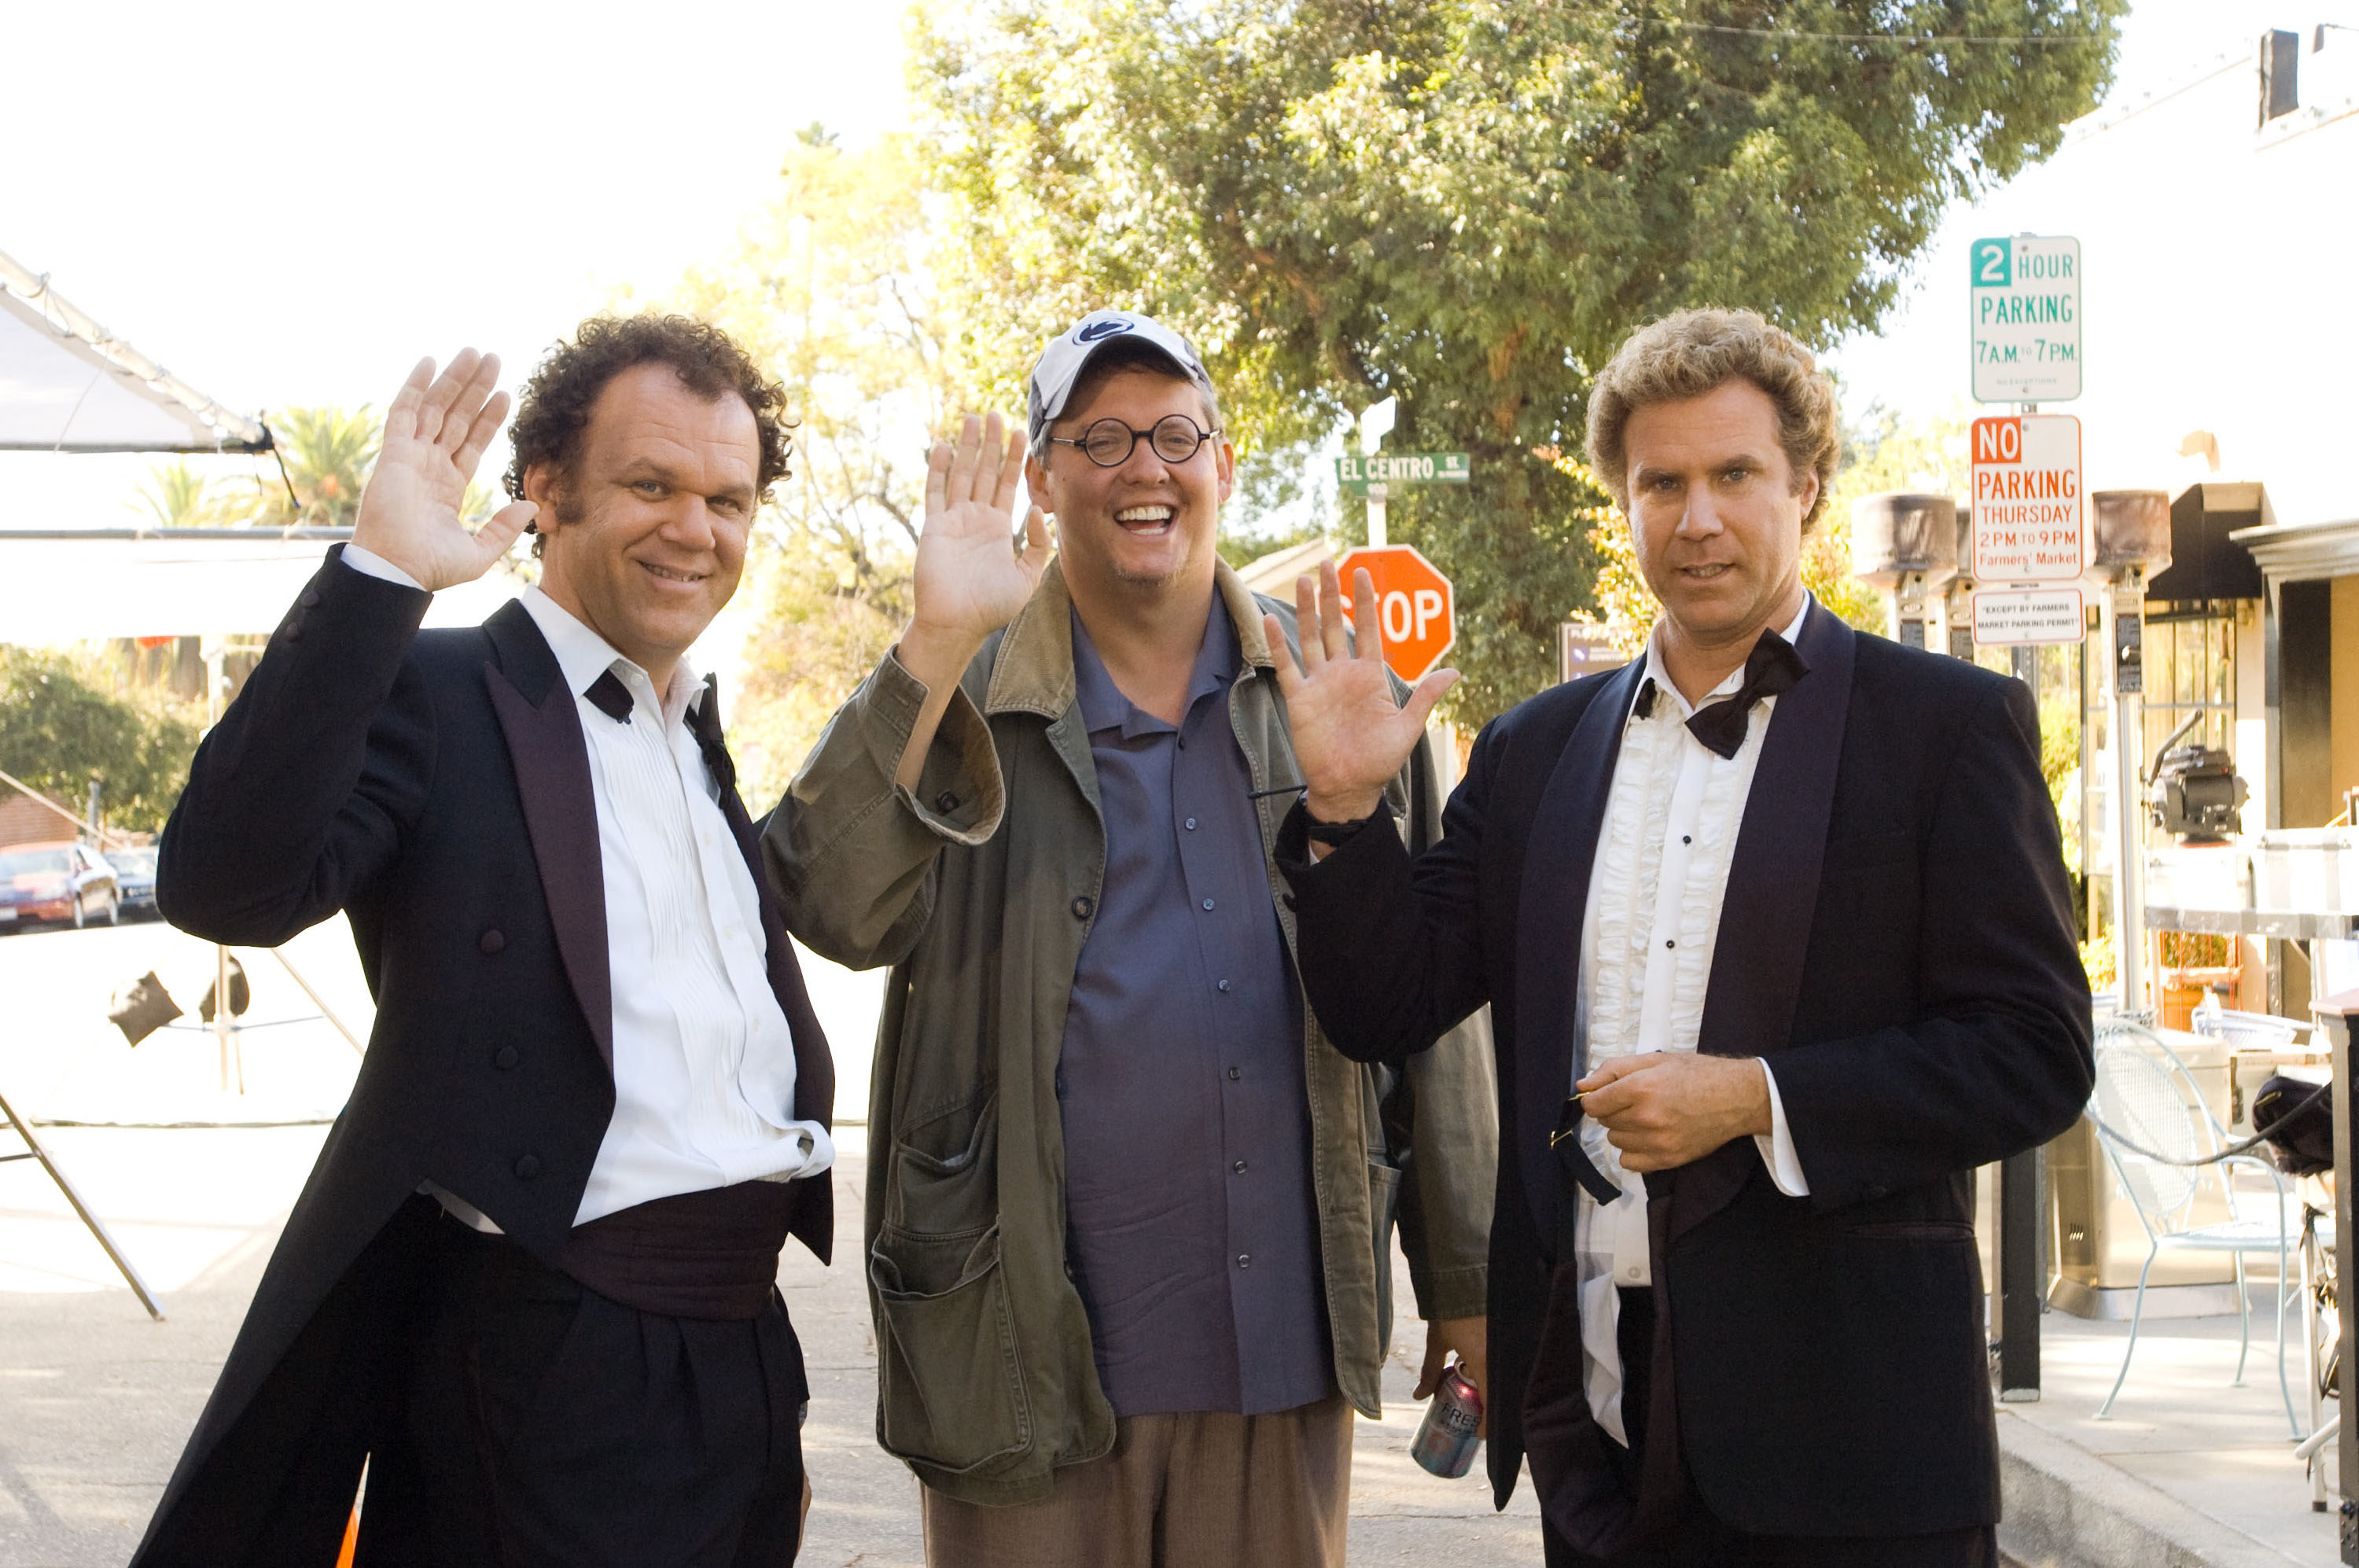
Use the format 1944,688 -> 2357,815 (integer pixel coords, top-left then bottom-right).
0,1086 -> 164,1320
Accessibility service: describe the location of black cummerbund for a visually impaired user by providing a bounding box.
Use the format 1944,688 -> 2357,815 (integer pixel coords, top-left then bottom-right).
558,1179 -> 803,1321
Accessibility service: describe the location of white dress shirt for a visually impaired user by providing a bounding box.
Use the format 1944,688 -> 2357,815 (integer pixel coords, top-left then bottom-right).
1570,598 -> 1812,1445
341,546 -> 834,1228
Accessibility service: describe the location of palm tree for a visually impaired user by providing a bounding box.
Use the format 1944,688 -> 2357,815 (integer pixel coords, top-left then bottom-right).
131,461 -> 219,528
259,406 -> 383,528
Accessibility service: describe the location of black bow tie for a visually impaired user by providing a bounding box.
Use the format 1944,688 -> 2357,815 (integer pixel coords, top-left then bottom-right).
584,670 -> 634,724
684,675 -> 737,793
1635,626 -> 1810,760
586,669 -> 736,791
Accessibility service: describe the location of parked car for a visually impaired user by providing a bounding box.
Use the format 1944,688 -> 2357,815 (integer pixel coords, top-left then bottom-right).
0,841 -> 120,931
105,845 -> 160,918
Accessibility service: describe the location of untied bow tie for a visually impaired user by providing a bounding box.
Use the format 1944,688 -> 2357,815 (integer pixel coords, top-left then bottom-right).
587,668 -> 738,792
1634,625 -> 1810,760
584,669 -> 635,724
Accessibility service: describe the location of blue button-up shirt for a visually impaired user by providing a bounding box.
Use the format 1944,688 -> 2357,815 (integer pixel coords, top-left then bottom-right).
1057,598 -> 1330,1418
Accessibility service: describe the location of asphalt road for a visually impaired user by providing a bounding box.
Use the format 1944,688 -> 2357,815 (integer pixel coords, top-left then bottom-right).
0,918 -> 1542,1566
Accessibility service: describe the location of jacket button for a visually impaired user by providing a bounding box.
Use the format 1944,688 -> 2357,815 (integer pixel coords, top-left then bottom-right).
936,790 -> 959,813
1071,895 -> 1095,920
282,619 -> 304,642
514,1154 -> 542,1180
300,587 -> 322,609
479,929 -> 506,955
494,1046 -> 520,1070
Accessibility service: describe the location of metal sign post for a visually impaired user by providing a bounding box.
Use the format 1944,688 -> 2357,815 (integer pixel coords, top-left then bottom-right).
1359,398 -> 1396,547
1967,237 -> 2083,1410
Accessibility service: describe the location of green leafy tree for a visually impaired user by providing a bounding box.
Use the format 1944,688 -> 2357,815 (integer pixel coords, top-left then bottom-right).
914,0 -> 2123,723
271,405 -> 383,527
131,461 -> 226,528
633,131 -> 981,792
0,649 -> 199,835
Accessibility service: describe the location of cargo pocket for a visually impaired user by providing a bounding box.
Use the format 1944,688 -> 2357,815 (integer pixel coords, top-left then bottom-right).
892,1091 -> 997,1238
871,1224 -> 1031,1475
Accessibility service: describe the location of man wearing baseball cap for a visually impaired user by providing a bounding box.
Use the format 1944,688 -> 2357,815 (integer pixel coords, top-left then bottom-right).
765,311 -> 1497,1566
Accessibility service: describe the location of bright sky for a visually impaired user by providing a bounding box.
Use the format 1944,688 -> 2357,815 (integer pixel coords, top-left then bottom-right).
1821,0 -> 2359,524
0,0 -> 912,526
3,0 -> 2353,532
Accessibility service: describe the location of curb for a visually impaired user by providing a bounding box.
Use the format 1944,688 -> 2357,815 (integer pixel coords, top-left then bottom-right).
1997,1411 -> 2313,1568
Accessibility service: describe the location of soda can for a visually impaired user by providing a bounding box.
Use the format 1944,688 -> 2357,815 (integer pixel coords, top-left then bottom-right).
1411,1365 -> 1483,1478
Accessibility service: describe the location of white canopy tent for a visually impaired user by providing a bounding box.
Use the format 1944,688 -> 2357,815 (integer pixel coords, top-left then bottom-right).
0,250 -> 268,455
0,252 -> 518,642
0,527 -> 525,642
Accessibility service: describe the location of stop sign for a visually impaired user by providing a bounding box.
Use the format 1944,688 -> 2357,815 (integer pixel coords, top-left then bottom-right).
1335,545 -> 1456,683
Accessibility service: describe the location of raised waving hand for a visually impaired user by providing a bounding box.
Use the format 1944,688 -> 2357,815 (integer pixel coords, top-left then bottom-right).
1264,561 -> 1459,825
909,412 -> 1052,649
889,413 -> 1053,793
349,351 -> 538,591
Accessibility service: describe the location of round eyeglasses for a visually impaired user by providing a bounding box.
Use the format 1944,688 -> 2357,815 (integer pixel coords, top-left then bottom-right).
1050,414 -> 1220,468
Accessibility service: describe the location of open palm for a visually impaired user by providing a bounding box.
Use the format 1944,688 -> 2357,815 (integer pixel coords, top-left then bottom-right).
349,351 -> 537,591
911,412 -> 1051,643
1265,562 -> 1459,823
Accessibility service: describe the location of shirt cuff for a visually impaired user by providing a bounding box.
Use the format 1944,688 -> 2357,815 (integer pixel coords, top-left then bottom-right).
342,542 -> 425,591
1753,1060 -> 1811,1198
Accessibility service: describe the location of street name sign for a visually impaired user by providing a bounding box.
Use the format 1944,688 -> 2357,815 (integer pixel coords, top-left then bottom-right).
1969,234 -> 2081,403
1335,544 -> 1456,683
1970,414 -> 2084,583
1336,451 -> 1471,496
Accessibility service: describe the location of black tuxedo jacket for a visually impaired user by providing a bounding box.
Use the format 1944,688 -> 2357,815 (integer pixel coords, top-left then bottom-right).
1280,605 -> 2090,1551
134,549 -> 833,1567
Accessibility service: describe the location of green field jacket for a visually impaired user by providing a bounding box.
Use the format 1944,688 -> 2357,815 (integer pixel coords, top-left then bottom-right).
763,558 -> 1496,1507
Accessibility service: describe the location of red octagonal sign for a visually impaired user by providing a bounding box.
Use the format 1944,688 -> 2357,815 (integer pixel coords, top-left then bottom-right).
1335,545 -> 1456,683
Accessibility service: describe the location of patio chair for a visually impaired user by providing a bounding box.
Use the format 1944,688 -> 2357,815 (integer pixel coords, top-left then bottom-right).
2089,1023 -> 2302,1438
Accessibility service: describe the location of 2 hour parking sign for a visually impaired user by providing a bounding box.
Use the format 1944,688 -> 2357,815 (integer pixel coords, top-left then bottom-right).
1969,235 -> 2081,403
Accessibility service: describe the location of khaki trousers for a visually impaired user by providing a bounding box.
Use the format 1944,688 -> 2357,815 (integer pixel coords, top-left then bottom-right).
922,1393 -> 1352,1568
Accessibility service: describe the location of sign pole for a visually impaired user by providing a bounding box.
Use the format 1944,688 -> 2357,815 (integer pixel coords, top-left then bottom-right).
2114,571 -> 2148,1018
1359,397 -> 1397,550
1995,401 -> 2046,1401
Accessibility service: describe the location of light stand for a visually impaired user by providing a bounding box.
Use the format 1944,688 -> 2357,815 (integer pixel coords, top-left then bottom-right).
0,1084 -> 164,1320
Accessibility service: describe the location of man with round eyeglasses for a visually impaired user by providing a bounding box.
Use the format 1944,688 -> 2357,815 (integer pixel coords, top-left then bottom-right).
764,310 -> 1499,1566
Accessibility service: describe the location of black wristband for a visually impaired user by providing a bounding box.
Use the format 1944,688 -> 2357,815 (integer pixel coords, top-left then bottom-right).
1304,807 -> 1379,846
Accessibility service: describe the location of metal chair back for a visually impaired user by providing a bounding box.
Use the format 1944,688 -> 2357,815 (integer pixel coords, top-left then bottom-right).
2092,1029 -> 2221,1235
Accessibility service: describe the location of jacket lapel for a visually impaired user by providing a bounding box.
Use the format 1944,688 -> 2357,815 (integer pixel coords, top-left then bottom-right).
484,602 -> 614,1073
692,676 -> 836,1131
1669,603 -> 1857,1242
1514,658 -> 1646,1252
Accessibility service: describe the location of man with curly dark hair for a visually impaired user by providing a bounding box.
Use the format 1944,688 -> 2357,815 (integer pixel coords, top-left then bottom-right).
138,319 -> 837,1568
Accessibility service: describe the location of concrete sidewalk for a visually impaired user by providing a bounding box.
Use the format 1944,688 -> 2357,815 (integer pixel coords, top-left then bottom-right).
1993,1304 -> 2339,1568
3,919 -> 2343,1566
0,1124 -> 1540,1566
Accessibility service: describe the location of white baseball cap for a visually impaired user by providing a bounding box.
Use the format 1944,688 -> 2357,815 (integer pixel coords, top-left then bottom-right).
1027,310 -> 1216,448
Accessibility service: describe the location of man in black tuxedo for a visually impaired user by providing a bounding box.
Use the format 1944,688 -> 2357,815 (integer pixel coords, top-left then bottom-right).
1264,308 -> 2091,1566
140,318 -> 834,1567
